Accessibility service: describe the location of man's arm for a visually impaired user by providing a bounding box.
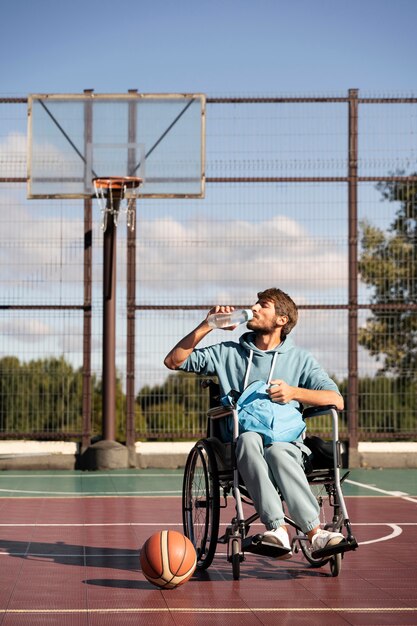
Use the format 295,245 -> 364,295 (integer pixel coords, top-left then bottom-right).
268,380 -> 344,411
164,305 -> 235,370
164,320 -> 212,370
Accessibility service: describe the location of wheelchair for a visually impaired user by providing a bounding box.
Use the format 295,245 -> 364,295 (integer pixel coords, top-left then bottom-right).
182,380 -> 358,580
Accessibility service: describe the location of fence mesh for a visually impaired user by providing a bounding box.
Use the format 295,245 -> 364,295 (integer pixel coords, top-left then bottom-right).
0,92 -> 416,444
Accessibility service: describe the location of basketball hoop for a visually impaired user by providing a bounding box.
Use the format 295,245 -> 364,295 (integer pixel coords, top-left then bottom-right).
93,176 -> 143,232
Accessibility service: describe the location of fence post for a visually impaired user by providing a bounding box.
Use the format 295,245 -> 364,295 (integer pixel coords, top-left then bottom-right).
82,89 -> 93,451
126,89 -> 138,465
348,88 -> 359,466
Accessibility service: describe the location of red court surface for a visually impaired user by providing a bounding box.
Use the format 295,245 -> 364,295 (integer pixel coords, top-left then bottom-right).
0,475 -> 417,625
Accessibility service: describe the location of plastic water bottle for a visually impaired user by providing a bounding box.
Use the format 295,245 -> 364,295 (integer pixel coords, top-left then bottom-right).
207,309 -> 253,329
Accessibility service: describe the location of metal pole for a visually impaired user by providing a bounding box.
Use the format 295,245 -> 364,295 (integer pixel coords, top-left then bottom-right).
82,196 -> 92,449
347,88 -> 359,459
102,202 -> 119,441
126,90 -> 137,451
82,89 -> 93,451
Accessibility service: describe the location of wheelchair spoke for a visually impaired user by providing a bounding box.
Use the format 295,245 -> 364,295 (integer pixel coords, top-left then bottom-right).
182,441 -> 220,570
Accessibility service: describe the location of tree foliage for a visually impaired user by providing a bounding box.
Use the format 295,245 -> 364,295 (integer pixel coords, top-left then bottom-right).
0,356 -> 85,434
358,175 -> 417,381
137,371 -> 211,438
1,356 -> 414,440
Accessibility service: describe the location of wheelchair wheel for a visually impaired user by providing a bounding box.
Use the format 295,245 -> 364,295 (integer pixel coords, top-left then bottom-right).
298,537 -> 343,576
182,440 -> 220,570
231,538 -> 240,581
299,539 -> 331,569
330,552 -> 342,577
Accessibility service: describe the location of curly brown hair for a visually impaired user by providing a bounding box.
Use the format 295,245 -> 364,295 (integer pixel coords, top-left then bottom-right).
257,288 -> 298,336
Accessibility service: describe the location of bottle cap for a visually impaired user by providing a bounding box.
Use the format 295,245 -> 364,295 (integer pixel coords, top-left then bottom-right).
243,309 -> 254,321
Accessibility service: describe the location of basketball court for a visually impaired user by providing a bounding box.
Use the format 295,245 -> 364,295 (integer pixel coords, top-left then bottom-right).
0,90 -> 415,625
0,468 -> 416,625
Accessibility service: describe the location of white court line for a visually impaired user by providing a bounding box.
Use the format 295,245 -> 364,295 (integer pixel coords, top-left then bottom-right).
1,477 -> 415,502
0,521 -> 415,528
0,522 -> 185,527
0,523 -> 412,559
0,489 -> 181,496
0,474 -> 181,478
0,608 -> 416,615
354,523 -> 402,545
345,479 -> 417,503
0,522 -> 411,550
0,552 -> 136,558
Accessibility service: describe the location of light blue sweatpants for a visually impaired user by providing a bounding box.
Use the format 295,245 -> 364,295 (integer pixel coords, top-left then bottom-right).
235,431 -> 320,533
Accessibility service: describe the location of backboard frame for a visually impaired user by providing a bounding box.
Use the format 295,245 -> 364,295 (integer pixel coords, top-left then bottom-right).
27,92 -> 206,200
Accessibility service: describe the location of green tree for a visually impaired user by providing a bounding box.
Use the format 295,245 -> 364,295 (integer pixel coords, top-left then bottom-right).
356,376 -> 415,434
359,175 -> 417,381
137,371 -> 212,439
0,356 -> 84,434
91,373 -> 146,441
0,356 -> 23,431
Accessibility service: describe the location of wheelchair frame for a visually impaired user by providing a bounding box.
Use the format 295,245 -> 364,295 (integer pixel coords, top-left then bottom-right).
182,382 -> 358,580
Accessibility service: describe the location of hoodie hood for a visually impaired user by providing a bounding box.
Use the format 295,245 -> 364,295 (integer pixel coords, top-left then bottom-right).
239,332 -> 295,355
238,332 -> 296,388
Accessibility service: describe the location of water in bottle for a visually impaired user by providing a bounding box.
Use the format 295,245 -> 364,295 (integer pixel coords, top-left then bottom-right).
207,309 -> 253,329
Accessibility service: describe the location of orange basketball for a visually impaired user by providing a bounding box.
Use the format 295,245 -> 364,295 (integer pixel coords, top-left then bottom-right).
140,530 -> 197,589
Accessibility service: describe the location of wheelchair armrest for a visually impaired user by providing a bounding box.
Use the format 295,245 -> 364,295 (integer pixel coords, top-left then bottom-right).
206,405 -> 233,441
302,405 -> 342,464
302,404 -> 338,419
207,405 -> 233,420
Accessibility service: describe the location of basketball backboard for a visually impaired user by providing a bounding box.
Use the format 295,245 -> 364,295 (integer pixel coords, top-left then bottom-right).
27,93 -> 206,199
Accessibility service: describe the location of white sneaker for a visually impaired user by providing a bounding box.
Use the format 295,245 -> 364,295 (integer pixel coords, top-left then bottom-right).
262,526 -> 292,558
311,528 -> 344,552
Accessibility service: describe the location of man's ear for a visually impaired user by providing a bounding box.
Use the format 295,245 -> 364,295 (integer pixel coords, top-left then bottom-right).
276,315 -> 289,328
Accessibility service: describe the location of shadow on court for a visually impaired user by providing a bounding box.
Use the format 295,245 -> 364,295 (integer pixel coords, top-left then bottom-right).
0,538 -> 140,572
83,578 -> 148,589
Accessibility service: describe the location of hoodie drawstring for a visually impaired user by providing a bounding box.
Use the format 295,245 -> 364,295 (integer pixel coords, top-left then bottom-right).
243,349 -> 278,389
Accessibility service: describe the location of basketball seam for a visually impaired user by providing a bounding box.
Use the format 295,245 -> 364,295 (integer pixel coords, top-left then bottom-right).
141,530 -> 197,589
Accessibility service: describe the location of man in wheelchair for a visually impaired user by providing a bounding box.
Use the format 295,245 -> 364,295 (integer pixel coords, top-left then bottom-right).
164,287 -> 346,559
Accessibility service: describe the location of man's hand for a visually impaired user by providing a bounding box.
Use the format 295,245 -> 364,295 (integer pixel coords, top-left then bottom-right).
205,305 -> 239,331
267,380 -> 345,411
267,379 -> 295,404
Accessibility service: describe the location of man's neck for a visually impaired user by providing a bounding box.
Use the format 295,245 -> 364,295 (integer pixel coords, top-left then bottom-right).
254,331 -> 283,351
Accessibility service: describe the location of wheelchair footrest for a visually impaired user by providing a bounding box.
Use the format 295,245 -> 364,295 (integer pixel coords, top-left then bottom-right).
310,537 -> 358,560
243,534 -> 292,559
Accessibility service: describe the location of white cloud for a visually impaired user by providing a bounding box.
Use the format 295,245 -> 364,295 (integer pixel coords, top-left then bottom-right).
0,193 -> 87,289
0,318 -> 50,342
0,132 -> 27,178
135,214 -> 347,300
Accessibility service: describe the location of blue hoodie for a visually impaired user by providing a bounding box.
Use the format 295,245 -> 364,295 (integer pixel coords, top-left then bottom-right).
179,331 -> 340,411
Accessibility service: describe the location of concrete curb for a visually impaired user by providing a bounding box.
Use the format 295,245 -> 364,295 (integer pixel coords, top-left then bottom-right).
0,440 -> 416,470
357,442 -> 417,469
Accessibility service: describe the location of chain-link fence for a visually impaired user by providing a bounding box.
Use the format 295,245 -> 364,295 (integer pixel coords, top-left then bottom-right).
0,90 -> 416,453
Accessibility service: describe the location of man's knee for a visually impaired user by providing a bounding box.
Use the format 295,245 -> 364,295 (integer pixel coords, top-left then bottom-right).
264,442 -> 302,468
236,431 -> 263,462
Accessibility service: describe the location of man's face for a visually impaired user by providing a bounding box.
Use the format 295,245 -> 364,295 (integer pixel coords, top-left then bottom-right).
247,298 -> 287,333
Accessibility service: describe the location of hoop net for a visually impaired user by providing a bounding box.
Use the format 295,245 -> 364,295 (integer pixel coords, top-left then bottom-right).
93,177 -> 143,232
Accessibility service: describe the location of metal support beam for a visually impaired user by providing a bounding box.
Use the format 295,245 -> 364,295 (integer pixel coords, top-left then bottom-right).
126,90 -> 138,451
347,88 -> 359,456
82,89 -> 93,451
102,204 -> 118,441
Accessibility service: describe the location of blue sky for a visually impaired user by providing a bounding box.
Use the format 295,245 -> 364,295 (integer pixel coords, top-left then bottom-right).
1,0 -> 417,96
1,0 -> 416,386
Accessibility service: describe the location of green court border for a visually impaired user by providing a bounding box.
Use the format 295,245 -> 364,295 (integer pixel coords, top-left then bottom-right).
0,468 -> 416,498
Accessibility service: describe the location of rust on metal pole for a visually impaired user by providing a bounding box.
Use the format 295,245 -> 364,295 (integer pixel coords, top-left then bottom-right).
102,201 -> 118,441
82,89 -> 93,451
348,89 -> 359,454
126,90 -> 138,450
